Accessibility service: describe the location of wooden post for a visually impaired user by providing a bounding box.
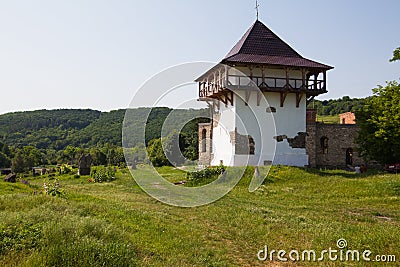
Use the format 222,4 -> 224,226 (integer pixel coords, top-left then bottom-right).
225,65 -> 229,86
261,66 -> 265,87
285,67 -> 289,88
245,91 -> 251,106
313,73 -> 318,90
280,92 -> 288,107
296,93 -> 303,108
248,66 -> 253,87
323,71 -> 327,90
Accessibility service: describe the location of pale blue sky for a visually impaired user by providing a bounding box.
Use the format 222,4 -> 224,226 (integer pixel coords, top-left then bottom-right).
0,0 -> 399,114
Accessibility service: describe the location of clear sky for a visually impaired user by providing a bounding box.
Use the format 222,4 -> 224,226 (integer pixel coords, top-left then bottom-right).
0,0 -> 399,114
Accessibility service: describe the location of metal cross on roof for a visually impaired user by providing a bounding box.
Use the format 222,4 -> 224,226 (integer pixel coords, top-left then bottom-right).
255,0 -> 260,20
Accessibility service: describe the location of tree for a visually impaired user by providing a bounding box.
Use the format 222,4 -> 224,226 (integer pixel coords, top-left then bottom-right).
0,141 -> 11,168
356,81 -> 400,164
63,145 -> 83,165
125,143 -> 147,164
0,152 -> 11,168
90,147 -> 107,166
147,138 -> 169,167
11,150 -> 25,173
23,146 -> 44,168
163,130 -> 185,166
390,47 -> 400,62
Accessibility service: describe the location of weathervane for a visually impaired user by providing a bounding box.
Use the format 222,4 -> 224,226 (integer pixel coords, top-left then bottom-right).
255,0 -> 260,20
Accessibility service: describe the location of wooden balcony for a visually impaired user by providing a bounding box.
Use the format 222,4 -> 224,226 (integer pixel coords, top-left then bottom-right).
199,73 -> 327,100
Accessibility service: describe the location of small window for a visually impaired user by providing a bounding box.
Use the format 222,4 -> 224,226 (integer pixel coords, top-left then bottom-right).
201,129 -> 207,152
264,160 -> 272,166
249,137 -> 255,155
346,148 -> 353,165
320,137 -> 328,154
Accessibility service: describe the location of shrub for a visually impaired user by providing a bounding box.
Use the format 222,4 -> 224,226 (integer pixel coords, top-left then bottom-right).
59,165 -> 73,175
186,166 -> 225,186
90,166 -> 116,183
43,179 -> 65,197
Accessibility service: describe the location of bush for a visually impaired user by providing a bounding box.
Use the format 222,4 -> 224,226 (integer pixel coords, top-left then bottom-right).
43,179 -> 65,197
90,166 -> 116,183
59,165 -> 73,175
186,166 -> 225,186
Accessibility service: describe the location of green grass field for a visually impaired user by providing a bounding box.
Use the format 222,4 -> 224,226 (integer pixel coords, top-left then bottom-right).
1,166 -> 400,266
316,115 -> 340,124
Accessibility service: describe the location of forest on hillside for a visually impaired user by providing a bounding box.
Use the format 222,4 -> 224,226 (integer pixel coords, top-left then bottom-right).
309,96 -> 366,115
0,108 -> 209,150
0,107 -> 210,170
0,96 -> 366,170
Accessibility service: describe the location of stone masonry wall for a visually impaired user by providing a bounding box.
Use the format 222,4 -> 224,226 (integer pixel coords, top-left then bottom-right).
198,122 -> 212,165
339,112 -> 356,124
307,123 -> 363,167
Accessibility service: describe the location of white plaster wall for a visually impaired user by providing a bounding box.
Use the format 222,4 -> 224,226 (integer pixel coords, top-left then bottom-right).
265,92 -> 308,166
234,90 -> 276,166
210,103 -> 236,166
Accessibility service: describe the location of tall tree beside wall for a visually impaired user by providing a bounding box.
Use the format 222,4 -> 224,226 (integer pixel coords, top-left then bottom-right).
356,81 -> 400,164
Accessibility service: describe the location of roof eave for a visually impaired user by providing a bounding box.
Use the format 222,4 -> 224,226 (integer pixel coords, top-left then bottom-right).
221,58 -> 334,71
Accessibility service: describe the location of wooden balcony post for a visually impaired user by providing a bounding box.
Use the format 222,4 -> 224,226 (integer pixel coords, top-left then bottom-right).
313,73 -> 318,90
249,66 -> 253,86
323,71 -> 327,90
261,66 -> 265,87
225,65 -> 229,86
285,67 -> 289,88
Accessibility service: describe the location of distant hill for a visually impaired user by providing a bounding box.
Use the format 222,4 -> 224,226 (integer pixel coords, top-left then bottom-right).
0,96 -> 366,150
308,96 -> 366,116
0,108 -> 209,150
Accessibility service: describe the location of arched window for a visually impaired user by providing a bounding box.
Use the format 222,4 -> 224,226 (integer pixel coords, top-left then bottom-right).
201,129 -> 207,152
320,137 -> 328,154
249,137 -> 255,155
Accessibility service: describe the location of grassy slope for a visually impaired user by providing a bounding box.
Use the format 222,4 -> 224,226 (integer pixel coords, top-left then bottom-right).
1,166 -> 400,266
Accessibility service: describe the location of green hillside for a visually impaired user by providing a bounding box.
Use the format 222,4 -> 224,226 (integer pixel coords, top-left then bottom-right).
0,108 -> 209,150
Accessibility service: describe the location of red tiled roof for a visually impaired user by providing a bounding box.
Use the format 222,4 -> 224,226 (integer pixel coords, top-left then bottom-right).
222,20 -> 333,70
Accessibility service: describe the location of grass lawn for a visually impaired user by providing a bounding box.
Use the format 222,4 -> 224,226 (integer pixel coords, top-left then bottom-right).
316,115 -> 340,124
1,166 -> 400,266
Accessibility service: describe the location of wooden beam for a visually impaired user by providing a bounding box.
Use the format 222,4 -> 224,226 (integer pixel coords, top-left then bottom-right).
302,68 -> 306,89
225,65 -> 229,87
314,73 -> 318,90
217,95 -> 227,106
257,91 -> 262,106
259,66 -> 267,87
244,90 -> 251,106
296,92 -> 303,108
228,91 -> 234,106
280,92 -> 288,107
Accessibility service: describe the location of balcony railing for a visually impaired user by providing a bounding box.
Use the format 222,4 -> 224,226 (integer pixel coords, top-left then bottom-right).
199,74 -> 326,99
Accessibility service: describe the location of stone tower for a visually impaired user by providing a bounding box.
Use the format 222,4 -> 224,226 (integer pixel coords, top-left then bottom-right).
197,20 -> 333,167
